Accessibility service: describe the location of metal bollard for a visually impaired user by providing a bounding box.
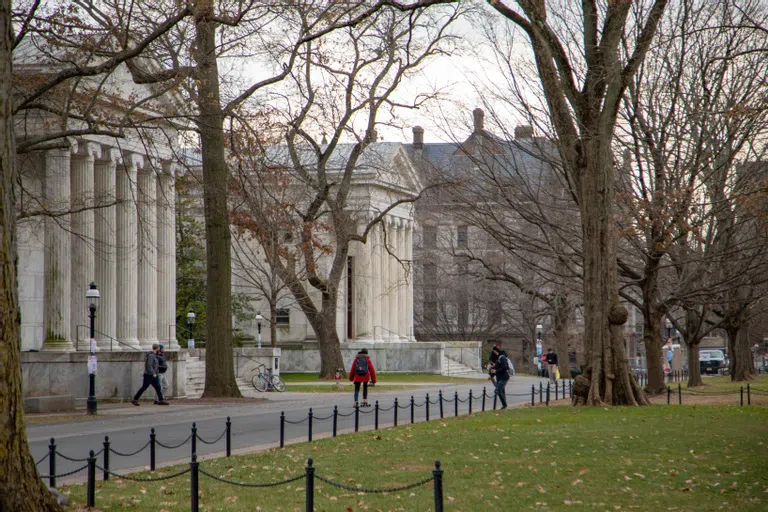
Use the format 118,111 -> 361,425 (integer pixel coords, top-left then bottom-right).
439,391 -> 444,419
150,428 -> 156,471
468,390 -> 473,415
433,460 -> 444,512
482,387 -> 486,412
103,436 -> 110,481
48,438 -> 56,488
375,401 -> 380,430
555,382 -> 559,401
394,398 -> 399,427
748,384 -> 751,405
333,406 -> 338,437
280,411 -> 285,448
667,386 -> 671,404
308,408 -> 313,442
410,396 -> 415,424
539,382 -> 543,403
546,383 -> 550,406
226,417 -> 232,457
87,450 -> 96,508
678,384 -> 681,405
191,423 -> 197,459
355,403 -> 360,432
531,385 -> 535,406
305,458 -> 315,512
740,386 -> 744,406
454,391 -> 459,417
190,453 -> 199,512
425,394 -> 430,422
493,390 -> 497,410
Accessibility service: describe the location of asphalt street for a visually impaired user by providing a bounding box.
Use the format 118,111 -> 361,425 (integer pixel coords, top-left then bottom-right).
27,375 -> 550,484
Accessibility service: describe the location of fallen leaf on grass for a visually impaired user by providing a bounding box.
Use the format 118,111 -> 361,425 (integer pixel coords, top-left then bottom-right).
578,467 -> 590,475
572,479 -> 583,486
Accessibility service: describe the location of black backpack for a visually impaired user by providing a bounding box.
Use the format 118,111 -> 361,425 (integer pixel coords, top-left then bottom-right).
354,357 -> 368,376
157,355 -> 168,374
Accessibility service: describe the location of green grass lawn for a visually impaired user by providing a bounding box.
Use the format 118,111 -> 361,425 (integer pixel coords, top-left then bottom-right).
684,374 -> 768,392
280,372 -> 482,384
284,384 -> 415,393
62,405 -> 768,511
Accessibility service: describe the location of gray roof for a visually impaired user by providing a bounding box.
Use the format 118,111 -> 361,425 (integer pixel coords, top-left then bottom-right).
264,142 -> 404,173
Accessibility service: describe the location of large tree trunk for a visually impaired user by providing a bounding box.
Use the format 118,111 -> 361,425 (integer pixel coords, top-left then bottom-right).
269,298 -> 277,348
552,295 -> 573,382
728,326 -> 755,382
194,2 -> 240,397
0,4 -> 63,507
581,141 -> 648,406
643,316 -> 666,394
686,340 -> 703,387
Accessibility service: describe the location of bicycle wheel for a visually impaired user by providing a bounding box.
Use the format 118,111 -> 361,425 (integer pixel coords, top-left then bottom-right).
271,375 -> 287,392
252,374 -> 268,392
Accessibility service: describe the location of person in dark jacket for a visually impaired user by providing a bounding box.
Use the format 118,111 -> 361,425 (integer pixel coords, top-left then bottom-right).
349,348 -> 377,407
487,344 -> 501,385
132,344 -> 168,406
154,345 -> 169,404
489,346 -> 510,409
545,348 -> 559,384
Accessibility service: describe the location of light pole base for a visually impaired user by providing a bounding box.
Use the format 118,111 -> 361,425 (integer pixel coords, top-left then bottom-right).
87,373 -> 97,415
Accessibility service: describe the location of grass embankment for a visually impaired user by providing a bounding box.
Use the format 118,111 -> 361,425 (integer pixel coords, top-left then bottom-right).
64,406 -> 768,511
648,374 -> 768,406
280,373 -> 482,393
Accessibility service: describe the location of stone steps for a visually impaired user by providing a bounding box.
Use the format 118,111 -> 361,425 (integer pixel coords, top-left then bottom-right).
442,356 -> 478,376
185,357 -> 257,398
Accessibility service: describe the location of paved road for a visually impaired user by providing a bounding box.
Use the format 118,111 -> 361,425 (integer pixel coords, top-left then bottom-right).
28,376 -> 550,483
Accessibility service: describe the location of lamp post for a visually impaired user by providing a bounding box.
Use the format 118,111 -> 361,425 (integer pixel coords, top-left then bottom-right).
86,282 -> 100,415
256,312 -> 263,349
186,310 -> 196,349
665,318 -> 673,339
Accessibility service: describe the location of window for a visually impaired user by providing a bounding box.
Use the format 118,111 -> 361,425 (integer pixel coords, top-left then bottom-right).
423,225 -> 437,248
275,308 -> 290,325
424,301 -> 437,324
457,225 -> 468,249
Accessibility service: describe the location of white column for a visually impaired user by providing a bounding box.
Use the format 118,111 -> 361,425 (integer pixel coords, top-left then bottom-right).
380,219 -> 390,340
397,219 -> 407,340
138,164 -> 158,349
116,153 -> 142,350
371,222 -> 382,341
157,166 -> 178,348
388,216 -> 398,341
354,219 -> 372,340
70,142 -> 100,350
94,149 -> 119,350
42,146 -> 76,351
405,221 -> 415,340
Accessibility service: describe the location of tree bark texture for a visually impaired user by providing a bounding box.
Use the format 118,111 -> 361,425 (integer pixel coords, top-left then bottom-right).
194,2 -> 241,397
642,313 -> 666,394
0,3 -> 63,507
552,295 -> 573,380
727,325 -> 755,382
686,341 -> 703,387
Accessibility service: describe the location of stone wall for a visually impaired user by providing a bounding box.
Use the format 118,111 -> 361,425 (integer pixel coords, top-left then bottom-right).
278,341 -> 448,373
21,350 -> 187,401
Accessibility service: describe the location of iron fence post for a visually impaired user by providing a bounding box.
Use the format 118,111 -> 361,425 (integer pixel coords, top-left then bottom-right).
740,386 -> 744,406
493,389 -> 497,410
482,387 -> 486,412
748,384 -> 751,405
308,408 -> 313,442
410,396 -> 415,424
226,416 -> 231,457
332,406 -> 338,437
539,382 -> 542,403
546,383 -> 550,406
190,453 -> 199,512
555,382 -> 559,401
531,385 -> 535,406
678,384 -> 682,405
454,391 -> 458,417
150,428 -> 156,471
394,398 -> 398,427
280,411 -> 285,448
86,450 -> 96,508
433,460 -> 444,512
191,423 -> 197,459
438,391 -> 444,419
667,386 -> 671,404
375,401 -> 380,430
305,458 -> 315,512
425,394 -> 430,422
48,438 -> 56,488
103,436 -> 110,481
468,390 -> 473,415
355,403 -> 360,432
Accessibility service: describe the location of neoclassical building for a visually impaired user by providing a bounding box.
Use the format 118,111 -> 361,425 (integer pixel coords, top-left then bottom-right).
15,62 -> 180,353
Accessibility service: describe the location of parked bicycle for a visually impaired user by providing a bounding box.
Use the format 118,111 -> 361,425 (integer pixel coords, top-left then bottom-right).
252,364 -> 287,392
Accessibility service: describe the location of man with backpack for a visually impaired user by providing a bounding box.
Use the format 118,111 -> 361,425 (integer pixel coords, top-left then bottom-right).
349,348 -> 377,407
154,345 -> 169,404
489,346 -> 511,409
131,344 -> 169,406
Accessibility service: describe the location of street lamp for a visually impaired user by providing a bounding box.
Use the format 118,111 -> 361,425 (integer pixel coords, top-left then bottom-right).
256,312 -> 264,349
665,318 -> 673,339
186,310 -> 196,349
85,282 -> 100,415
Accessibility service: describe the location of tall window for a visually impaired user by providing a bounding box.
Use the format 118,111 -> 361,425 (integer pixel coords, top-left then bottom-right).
457,225 -> 468,249
423,225 -> 437,248
275,308 -> 290,325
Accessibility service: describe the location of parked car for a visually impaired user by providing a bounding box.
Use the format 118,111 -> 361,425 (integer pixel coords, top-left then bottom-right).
699,349 -> 726,375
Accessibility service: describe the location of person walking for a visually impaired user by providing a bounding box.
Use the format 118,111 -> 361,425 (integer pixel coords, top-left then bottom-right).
545,348 -> 559,385
154,345 -> 169,404
349,348 -> 377,407
487,344 -> 501,385
132,344 -> 169,406
489,346 -> 510,409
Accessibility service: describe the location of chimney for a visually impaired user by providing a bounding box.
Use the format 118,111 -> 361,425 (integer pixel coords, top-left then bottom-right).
514,125 -> 533,139
412,126 -> 424,151
473,108 -> 484,132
